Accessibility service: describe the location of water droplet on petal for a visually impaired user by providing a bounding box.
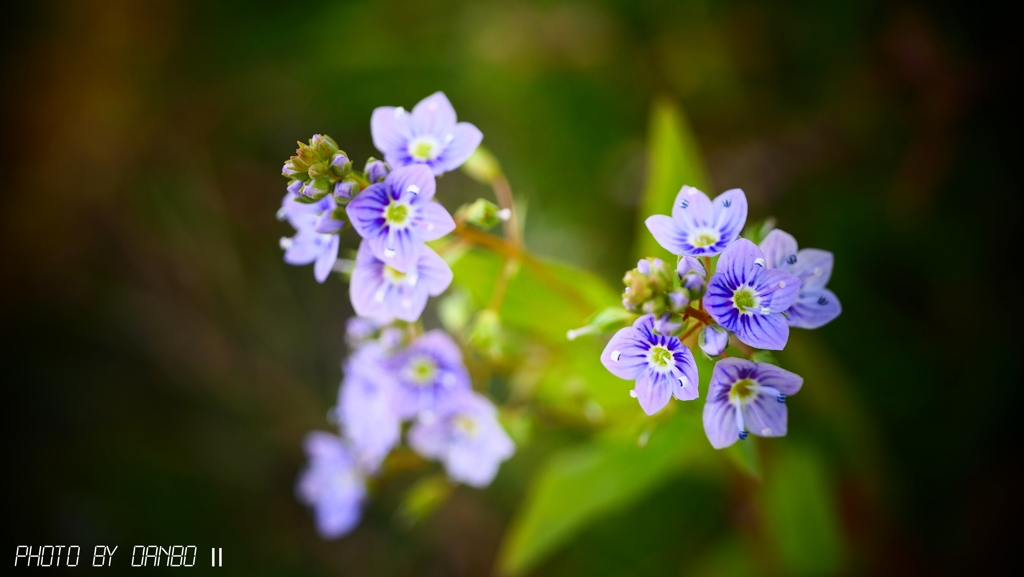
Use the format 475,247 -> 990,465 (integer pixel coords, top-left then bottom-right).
754,258 -> 765,267
611,350 -> 621,361
384,247 -> 396,257
761,427 -> 772,435
813,267 -> 822,275
444,133 -> 454,143
279,237 -> 293,250
497,208 -> 512,221
759,306 -> 770,315
426,223 -> 435,231
276,207 -> 287,221
407,184 -> 420,195
374,289 -> 386,303
393,107 -> 406,119
629,389 -> 638,398
778,281 -> 786,288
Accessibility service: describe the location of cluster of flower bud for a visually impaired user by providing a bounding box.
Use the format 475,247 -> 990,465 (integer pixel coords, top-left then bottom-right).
621,258 -> 691,317
283,134 -> 356,204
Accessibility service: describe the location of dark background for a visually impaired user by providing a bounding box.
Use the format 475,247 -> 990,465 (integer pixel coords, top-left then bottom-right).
2,0 -> 1021,575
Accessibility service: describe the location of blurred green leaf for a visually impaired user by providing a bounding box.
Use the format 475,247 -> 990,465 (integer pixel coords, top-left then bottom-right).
450,248 -> 619,343
724,437 -> 761,479
760,445 -> 844,576
497,415 -> 704,576
635,99 -> 712,261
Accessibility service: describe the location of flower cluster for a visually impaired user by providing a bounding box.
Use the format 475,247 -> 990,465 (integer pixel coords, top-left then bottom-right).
287,93 -> 514,539
599,186 -> 841,448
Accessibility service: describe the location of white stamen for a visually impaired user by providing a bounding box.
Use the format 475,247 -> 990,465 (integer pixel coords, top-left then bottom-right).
611,350 -> 621,361
384,247 -> 396,257
393,107 -> 406,119
629,389 -> 638,398
754,258 -> 765,267
407,184 -> 420,195
735,406 -> 746,433
497,208 -> 512,221
279,237 -> 293,250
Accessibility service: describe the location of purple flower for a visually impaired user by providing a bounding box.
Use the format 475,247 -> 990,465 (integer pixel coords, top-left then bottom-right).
702,358 -> 803,449
704,239 -> 801,350
676,255 -> 706,279
295,432 -> 366,538
408,391 -> 515,487
346,165 -> 455,273
336,345 -> 401,472
699,325 -> 729,357
759,229 -> 842,329
387,330 -> 470,419
365,158 -> 390,183
279,193 -> 340,283
349,240 -> 453,323
645,186 -> 748,257
600,314 -> 699,415
371,92 -> 483,176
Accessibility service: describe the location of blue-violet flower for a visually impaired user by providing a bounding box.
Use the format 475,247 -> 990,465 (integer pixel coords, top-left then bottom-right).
387,330 -> 471,418
371,92 -> 483,176
702,358 -> 803,449
295,432 -> 366,538
645,186 -> 748,257
349,240 -> 453,323
759,229 -> 842,329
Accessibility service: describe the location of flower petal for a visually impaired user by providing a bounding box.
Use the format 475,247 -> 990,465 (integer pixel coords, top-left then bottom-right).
433,122 -> 483,175
634,370 -> 674,415
283,230 -> 322,265
411,92 -> 458,135
676,255 -> 706,279
645,215 -> 689,255
755,268 -> 802,312
417,246 -> 454,296
711,188 -> 747,244
345,183 -> 390,240
671,345 -> 700,401
716,238 -> 763,285
734,312 -> 790,350
387,164 -> 437,201
751,363 -> 803,395
742,394 -> 788,438
671,186 -> 714,230
759,229 -> 798,270
702,363 -> 741,450
371,106 -> 412,158
788,248 -> 834,292
415,201 -> 456,241
600,315 -> 655,380
313,235 -> 340,283
787,288 -> 842,329
408,418 -> 447,459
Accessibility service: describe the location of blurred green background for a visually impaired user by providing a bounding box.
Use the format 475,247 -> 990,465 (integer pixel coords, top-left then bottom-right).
2,0 -> 1020,575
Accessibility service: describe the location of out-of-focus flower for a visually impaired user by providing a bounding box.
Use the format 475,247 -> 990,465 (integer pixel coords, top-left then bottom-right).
336,345 -> 401,472
600,314 -> 699,415
759,229 -> 842,329
364,158 -> 390,184
645,186 -> 748,257
704,239 -> 801,350
408,391 -> 514,487
295,432 -> 365,538
279,194 -> 340,284
702,358 -> 803,449
346,165 -> 455,273
371,92 -> 483,175
349,240 -> 453,323
388,330 -> 470,419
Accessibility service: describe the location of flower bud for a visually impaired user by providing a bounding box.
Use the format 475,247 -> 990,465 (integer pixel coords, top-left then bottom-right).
307,161 -> 330,180
302,178 -> 332,200
314,207 -> 346,234
365,158 -> 390,183
329,151 -> 351,178
296,142 -> 318,166
333,180 -> 356,202
668,290 -> 690,312
286,179 -> 305,197
283,160 -> 305,178
698,325 -> 729,357
682,273 -> 705,299
622,257 -> 673,311
456,198 -> 504,229
461,146 -> 502,184
310,134 -> 339,160
566,307 -> 636,340
676,256 -> 706,280
655,312 -> 684,335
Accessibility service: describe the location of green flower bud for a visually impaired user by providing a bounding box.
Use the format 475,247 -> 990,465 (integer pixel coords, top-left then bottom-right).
461,146 -> 502,184
456,198 -> 509,230
307,160 -> 330,180
304,178 -> 332,200
310,134 -> 339,160
296,141 -> 318,166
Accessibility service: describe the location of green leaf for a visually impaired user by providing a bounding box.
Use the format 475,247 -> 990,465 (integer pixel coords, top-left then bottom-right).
760,444 -> 844,575
724,436 -> 761,479
393,473 -> 454,530
497,415 -> 705,576
450,248 -> 619,343
634,98 -> 712,261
